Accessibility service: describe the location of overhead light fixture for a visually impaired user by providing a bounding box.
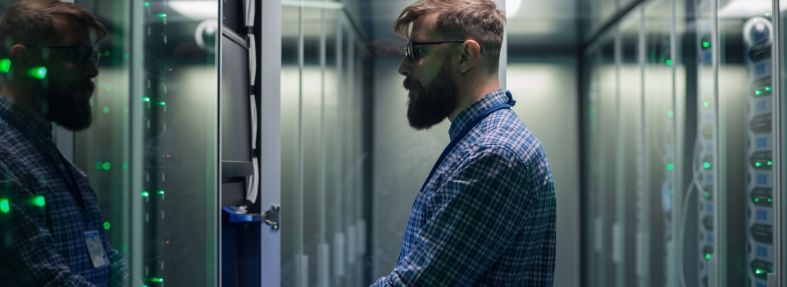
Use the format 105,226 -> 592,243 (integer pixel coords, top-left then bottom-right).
506,0 -> 523,18
718,0 -> 787,18
169,1 -> 217,20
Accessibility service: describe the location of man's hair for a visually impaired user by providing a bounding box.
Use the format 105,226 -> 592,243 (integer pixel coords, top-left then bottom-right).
0,0 -> 107,58
395,0 -> 505,71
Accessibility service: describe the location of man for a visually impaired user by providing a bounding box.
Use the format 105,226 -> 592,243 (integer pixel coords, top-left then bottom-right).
372,0 -> 555,286
0,0 -> 126,286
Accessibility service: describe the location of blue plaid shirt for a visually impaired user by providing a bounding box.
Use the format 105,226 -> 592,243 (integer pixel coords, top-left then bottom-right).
0,96 -> 126,286
372,90 -> 556,286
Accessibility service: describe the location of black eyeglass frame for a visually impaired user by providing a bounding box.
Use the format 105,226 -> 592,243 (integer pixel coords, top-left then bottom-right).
24,44 -> 103,68
404,40 -> 466,62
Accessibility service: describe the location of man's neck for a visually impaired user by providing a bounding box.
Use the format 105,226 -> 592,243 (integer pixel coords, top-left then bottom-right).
1,86 -> 49,124
447,77 -> 501,122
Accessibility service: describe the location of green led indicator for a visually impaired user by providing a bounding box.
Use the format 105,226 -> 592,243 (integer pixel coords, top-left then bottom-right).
157,190 -> 165,196
103,221 -> 111,231
702,41 -> 711,49
101,162 -> 112,171
28,66 -> 47,80
144,1 -> 150,7
664,58 -> 673,67
704,192 -> 711,200
141,191 -> 150,198
666,163 -> 674,171
767,160 -> 773,166
755,268 -> 766,275
756,161 -> 763,167
158,101 -> 166,107
768,197 -> 773,203
755,197 -> 761,203
122,162 -> 129,170
703,161 -> 712,170
765,86 -> 772,92
143,97 -> 151,103
704,253 -> 712,261
102,106 -> 110,114
703,101 -> 711,108
32,195 -> 45,207
157,13 -> 167,19
755,89 -> 763,96
0,58 -> 10,73
667,111 -> 674,118
150,277 -> 164,283
0,198 -> 10,214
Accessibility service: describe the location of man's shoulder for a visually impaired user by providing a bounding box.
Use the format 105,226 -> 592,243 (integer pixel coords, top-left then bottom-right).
473,111 -> 547,164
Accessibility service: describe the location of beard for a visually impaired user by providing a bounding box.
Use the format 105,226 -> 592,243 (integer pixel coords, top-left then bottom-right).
36,80 -> 94,131
405,63 -> 459,130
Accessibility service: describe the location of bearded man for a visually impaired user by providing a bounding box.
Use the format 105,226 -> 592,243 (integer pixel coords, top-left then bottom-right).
371,0 -> 556,286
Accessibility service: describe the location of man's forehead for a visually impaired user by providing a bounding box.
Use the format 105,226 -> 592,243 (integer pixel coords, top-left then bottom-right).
409,13 -> 440,41
49,16 -> 92,45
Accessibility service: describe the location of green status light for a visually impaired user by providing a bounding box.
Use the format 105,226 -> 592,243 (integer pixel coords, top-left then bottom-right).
704,192 -> 711,200
768,197 -> 773,203
141,191 -> 150,198
765,86 -> 772,92
101,162 -> 112,171
704,253 -> 712,261
755,268 -> 767,275
144,1 -> 150,8
666,163 -> 674,171
767,160 -> 773,166
28,66 -> 47,80
702,40 -> 711,49
157,13 -> 167,19
157,190 -> 166,196
143,97 -> 151,103
755,89 -> 763,96
0,198 -> 10,214
102,106 -> 110,114
703,161 -> 712,170
158,101 -> 166,107
703,101 -> 711,108
667,111 -> 674,118
32,195 -> 45,208
755,197 -> 761,203
150,277 -> 164,283
664,58 -> 673,67
0,58 -> 11,74
755,161 -> 763,168
103,221 -> 111,231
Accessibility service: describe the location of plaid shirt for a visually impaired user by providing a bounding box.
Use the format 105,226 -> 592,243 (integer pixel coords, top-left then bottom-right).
372,90 -> 556,286
0,96 -> 125,286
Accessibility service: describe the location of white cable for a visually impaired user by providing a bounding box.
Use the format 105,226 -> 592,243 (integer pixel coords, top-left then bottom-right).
246,156 -> 259,204
250,95 -> 258,148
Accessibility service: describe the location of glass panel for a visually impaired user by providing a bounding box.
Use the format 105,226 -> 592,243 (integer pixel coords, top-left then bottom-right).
72,2 -> 132,284
643,0 -> 677,286
135,1 -> 219,286
281,3 -> 369,286
617,11 -> 642,287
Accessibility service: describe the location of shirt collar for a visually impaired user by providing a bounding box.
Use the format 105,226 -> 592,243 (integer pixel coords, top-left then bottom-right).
0,96 -> 53,143
448,89 -> 511,141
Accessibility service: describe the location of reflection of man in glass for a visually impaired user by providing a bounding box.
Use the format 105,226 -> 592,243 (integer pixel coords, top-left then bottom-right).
372,0 -> 556,286
0,0 -> 126,286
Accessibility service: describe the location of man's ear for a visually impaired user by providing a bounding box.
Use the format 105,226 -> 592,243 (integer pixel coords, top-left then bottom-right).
458,40 -> 481,73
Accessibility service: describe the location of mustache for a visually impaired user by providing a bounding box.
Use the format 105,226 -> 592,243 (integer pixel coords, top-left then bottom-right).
403,78 -> 417,90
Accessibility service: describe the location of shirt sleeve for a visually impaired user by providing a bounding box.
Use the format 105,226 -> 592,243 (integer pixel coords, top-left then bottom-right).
371,146 -> 551,286
0,169 -> 96,287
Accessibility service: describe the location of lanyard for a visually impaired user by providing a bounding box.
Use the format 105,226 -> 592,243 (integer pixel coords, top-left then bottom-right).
419,91 -> 516,193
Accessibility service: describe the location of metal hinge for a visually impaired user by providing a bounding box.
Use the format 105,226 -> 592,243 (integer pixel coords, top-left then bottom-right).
263,205 -> 280,231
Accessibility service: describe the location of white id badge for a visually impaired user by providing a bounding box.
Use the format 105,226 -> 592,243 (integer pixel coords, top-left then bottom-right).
84,230 -> 109,268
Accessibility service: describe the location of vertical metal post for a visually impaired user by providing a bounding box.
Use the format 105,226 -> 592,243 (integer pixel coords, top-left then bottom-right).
129,0 -> 144,286
259,0 -> 282,286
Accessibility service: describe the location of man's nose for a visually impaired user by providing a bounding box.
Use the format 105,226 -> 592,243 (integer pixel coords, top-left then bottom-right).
398,57 -> 410,76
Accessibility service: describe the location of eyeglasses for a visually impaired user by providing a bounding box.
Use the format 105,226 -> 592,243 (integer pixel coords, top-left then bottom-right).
403,40 -> 465,62
25,44 -> 102,67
